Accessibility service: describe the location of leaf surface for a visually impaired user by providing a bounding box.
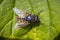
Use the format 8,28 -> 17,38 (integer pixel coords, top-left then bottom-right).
0,0 -> 60,40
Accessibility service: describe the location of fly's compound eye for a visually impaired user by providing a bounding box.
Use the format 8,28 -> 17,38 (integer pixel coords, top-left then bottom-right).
23,14 -> 37,23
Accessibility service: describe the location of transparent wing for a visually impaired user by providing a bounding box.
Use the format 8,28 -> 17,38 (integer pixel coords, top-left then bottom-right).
13,22 -> 25,30
13,8 -> 25,18
14,22 -> 28,30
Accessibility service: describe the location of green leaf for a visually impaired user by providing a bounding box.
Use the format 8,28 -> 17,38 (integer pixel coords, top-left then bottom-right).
0,0 -> 60,40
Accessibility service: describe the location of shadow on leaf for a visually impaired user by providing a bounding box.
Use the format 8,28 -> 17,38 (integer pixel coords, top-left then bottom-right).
54,33 -> 60,40
0,37 -> 33,40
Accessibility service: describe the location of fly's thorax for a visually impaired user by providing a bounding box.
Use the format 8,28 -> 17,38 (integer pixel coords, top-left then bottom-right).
22,14 -> 38,23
